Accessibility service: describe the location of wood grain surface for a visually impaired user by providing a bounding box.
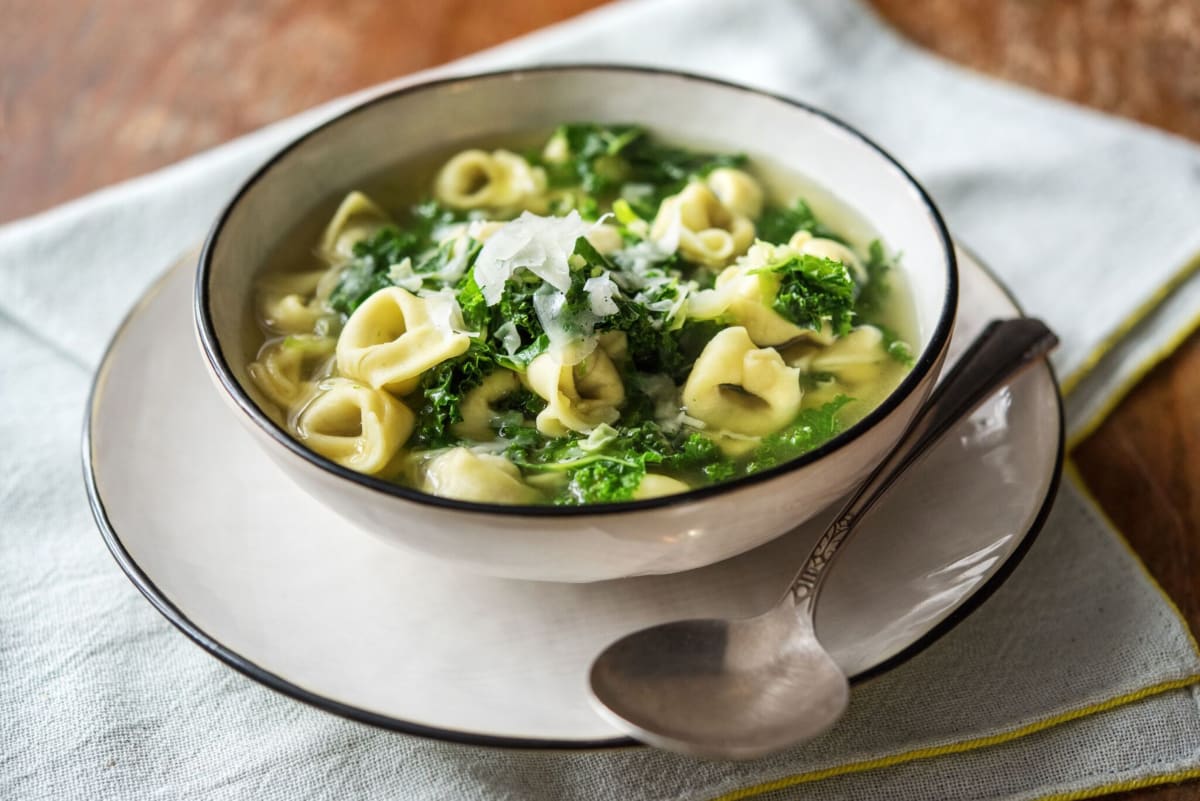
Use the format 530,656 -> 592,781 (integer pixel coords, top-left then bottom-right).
3,1 -> 1198,798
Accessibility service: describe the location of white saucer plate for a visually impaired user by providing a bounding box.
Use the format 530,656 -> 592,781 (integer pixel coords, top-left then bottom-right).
85,246 -> 1063,747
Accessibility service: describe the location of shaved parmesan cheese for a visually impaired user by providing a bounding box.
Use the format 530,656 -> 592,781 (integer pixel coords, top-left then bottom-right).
533,283 -> 597,366
435,223 -> 468,244
418,288 -> 476,337
386,258 -> 423,292
430,234 -> 474,286
467,219 -> 506,243
474,211 -> 592,305
495,321 -> 521,356
584,274 -> 620,317
612,238 -> 674,282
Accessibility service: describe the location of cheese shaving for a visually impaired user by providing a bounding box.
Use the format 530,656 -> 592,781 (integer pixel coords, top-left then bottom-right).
583,274 -> 620,317
474,211 -> 592,305
417,288 -> 476,337
386,258 -> 423,292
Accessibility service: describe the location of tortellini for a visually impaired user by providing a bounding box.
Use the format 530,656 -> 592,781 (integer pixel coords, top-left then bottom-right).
790,231 -> 868,285
451,370 -> 521,441
689,243 -> 835,347
597,330 -> 629,363
811,325 -> 888,385
320,191 -> 392,263
706,168 -> 764,220
526,349 -> 625,436
247,335 -> 336,409
294,378 -> 414,475
257,270 -> 336,335
682,326 -> 803,438
651,182 -> 755,269
421,447 -> 542,504
336,287 -> 471,395
633,473 -> 692,500
246,127 -> 916,508
435,149 -> 548,213
585,223 -> 624,255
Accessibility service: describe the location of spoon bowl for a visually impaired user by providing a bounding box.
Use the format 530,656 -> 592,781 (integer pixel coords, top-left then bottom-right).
590,606 -> 848,759
589,318 -> 1059,758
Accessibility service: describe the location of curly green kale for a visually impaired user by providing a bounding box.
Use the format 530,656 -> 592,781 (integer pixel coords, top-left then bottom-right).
852,240 -> 913,366
853,239 -> 891,318
762,254 -> 856,337
756,198 -> 845,246
745,396 -> 853,474
328,201 -> 467,316
410,342 -> 496,449
505,420 -> 736,505
538,123 -> 746,219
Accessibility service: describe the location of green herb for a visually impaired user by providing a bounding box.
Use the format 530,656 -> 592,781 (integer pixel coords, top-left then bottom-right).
558,244 -> 608,337
504,420 -> 735,505
548,189 -> 601,220
455,271 -> 489,333
611,198 -> 642,226
799,370 -> 837,391
851,241 -> 913,365
745,396 -> 853,473
538,123 -> 745,218
410,342 -> 495,448
762,254 -> 856,336
328,245 -> 401,315
756,199 -> 844,245
878,325 -> 915,367
565,459 -> 654,504
328,202 -> 467,316
410,199 -> 464,236
854,239 -> 892,318
492,386 -> 544,419
663,431 -> 736,482
608,298 -> 721,382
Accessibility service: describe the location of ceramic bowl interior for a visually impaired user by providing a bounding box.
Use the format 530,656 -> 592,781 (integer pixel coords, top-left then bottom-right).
196,66 -> 956,579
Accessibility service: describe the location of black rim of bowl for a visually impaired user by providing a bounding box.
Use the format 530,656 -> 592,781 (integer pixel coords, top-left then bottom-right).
87,243 -> 1064,750
194,64 -> 960,518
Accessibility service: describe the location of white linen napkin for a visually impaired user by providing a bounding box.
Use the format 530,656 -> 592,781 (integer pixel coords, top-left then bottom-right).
3,1 -> 1200,799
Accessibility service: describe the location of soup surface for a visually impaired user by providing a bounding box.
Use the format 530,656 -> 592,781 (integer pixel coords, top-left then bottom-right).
248,124 -> 916,505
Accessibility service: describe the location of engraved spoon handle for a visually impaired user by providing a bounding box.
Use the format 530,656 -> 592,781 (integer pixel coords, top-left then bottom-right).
789,318 -> 1059,615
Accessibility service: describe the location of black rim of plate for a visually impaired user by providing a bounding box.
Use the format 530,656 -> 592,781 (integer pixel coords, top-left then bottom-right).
194,64 -> 961,518
85,243 -> 1064,751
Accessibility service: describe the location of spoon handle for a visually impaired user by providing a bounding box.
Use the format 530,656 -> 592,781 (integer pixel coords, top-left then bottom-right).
788,318 -> 1059,614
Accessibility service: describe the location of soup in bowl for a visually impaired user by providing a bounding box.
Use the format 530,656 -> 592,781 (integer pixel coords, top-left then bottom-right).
197,67 -> 956,582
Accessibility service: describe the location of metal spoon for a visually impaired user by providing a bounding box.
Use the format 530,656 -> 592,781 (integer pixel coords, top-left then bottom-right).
589,317 -> 1059,759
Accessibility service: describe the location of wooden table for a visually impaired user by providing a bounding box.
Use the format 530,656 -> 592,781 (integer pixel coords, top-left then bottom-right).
4,1 -> 1197,798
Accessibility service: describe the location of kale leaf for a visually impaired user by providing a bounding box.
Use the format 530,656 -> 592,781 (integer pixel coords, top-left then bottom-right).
410,342 -> 496,449
609,300 -> 721,383
765,254 -> 857,336
455,271 -> 489,333
851,241 -> 914,366
756,198 -> 844,245
853,239 -> 892,319
540,123 -> 746,219
327,201 -> 467,316
879,325 -> 915,367
745,396 -> 853,473
663,431 -> 737,482
505,420 -> 735,505
567,459 -> 655,505
547,124 -> 642,193
327,256 -> 395,317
